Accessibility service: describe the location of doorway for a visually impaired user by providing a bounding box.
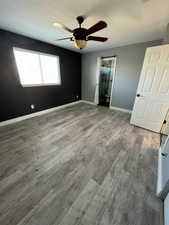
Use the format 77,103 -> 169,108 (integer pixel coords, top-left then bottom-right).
96,56 -> 116,107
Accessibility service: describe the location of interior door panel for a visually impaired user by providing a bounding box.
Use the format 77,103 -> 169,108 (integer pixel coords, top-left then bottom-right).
131,44 -> 169,133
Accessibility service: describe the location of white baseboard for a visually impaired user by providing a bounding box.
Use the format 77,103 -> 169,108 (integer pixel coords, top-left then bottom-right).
81,100 -> 97,105
81,101 -> 132,114
0,101 -> 132,127
110,106 -> 132,114
0,100 -> 82,127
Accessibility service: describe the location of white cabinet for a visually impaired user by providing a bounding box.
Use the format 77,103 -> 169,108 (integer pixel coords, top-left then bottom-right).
165,193 -> 169,225
157,136 -> 169,198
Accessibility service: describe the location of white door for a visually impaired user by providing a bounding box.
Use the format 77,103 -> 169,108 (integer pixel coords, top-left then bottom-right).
161,110 -> 169,135
130,44 -> 169,133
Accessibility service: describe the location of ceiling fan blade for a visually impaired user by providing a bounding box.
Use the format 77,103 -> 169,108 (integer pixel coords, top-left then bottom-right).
56,37 -> 72,41
87,21 -> 107,35
88,36 -> 108,42
53,23 -> 73,33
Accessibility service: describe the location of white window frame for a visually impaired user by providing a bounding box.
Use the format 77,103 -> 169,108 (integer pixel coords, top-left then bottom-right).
13,47 -> 61,87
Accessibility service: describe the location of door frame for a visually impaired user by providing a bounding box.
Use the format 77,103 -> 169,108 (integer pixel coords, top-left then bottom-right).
94,56 -> 117,107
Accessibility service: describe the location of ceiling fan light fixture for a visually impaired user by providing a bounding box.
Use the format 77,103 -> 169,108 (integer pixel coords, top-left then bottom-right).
74,39 -> 87,49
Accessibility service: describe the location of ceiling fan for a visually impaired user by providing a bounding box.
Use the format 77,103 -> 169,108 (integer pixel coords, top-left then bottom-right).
53,16 -> 108,50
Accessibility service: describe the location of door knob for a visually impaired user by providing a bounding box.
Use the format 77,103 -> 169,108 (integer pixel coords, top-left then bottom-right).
137,94 -> 144,97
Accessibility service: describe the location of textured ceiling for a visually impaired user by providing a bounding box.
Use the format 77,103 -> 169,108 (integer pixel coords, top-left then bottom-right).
0,0 -> 169,53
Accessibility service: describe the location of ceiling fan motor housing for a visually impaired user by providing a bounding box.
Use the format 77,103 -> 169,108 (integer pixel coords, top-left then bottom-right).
73,28 -> 87,40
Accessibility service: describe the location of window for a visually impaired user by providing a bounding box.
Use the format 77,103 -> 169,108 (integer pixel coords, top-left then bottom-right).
13,48 -> 61,87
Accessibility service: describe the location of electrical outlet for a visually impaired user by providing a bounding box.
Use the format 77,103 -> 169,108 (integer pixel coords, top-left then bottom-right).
31,104 -> 35,109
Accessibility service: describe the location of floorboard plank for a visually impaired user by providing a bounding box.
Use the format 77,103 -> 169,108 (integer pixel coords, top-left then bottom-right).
0,103 -> 163,225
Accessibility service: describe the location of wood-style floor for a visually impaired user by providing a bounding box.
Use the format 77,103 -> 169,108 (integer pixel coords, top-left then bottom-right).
0,102 -> 163,225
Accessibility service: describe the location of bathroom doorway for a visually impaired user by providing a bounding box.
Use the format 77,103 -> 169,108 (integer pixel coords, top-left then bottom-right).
97,56 -> 116,107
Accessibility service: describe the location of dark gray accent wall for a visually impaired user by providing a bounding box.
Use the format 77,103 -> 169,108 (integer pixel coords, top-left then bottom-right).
82,40 -> 162,111
0,29 -> 81,122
